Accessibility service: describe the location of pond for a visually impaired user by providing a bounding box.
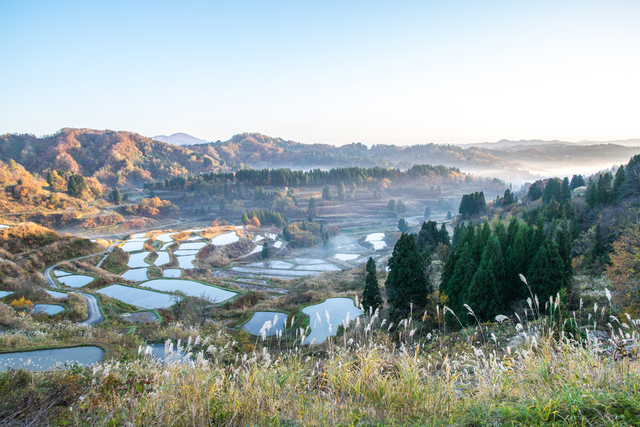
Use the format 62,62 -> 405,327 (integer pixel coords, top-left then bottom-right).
127,251 -> 151,268
178,242 -> 206,250
163,269 -> 182,278
334,254 -> 359,261
365,233 -> 387,250
243,312 -> 287,336
121,240 -> 146,252
176,255 -> 196,269
273,241 -> 282,248
253,235 -> 264,242
130,233 -> 147,239
98,284 -> 176,309
154,251 -> 171,266
57,275 -> 94,288
121,268 -> 149,282
44,290 -> 67,299
0,346 -> 104,371
160,242 -> 173,250
302,298 -> 363,344
141,279 -> 237,303
211,232 -> 239,246
33,304 -> 64,315
0,290 -> 14,298
264,232 -> 278,240
186,236 -> 203,241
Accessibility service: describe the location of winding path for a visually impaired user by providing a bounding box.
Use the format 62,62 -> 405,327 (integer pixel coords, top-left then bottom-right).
44,247 -> 114,326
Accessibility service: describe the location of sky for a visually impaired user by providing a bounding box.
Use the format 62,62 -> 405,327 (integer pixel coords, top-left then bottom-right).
1,0 -> 639,146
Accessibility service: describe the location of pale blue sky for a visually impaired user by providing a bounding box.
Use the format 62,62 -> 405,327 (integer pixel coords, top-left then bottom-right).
1,1 -> 639,145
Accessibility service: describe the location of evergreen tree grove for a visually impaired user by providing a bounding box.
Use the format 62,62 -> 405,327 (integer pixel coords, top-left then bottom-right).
441,217 -> 573,322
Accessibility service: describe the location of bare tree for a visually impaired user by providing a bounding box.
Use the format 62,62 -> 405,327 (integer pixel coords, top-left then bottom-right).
177,293 -> 219,327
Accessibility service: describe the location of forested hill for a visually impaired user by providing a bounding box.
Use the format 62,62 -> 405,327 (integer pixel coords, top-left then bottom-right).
2,129 -> 639,187
0,128 -> 220,186
188,132 -> 527,171
190,133 -> 640,179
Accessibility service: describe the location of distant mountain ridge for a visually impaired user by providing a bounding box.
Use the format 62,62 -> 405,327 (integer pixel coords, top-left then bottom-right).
1,128 -> 639,186
151,132 -> 208,146
463,138 -> 640,151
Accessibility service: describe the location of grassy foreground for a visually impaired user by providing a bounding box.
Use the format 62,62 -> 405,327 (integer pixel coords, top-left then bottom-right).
2,304 -> 640,426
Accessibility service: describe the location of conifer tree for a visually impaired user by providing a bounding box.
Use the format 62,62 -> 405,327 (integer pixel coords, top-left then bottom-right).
398,218 -> 409,233
337,181 -> 345,201
261,242 -> 270,259
439,222 -> 450,246
447,242 -> 476,314
585,179 -> 597,207
612,165 -> 626,202
472,222 -> 491,263
542,178 -> 562,204
386,233 -> 430,319
526,239 -> 565,303
570,174 -> 586,190
506,216 -> 520,248
322,185 -> 332,200
241,212 -> 249,225
362,257 -> 383,313
466,236 -> 506,321
507,226 -> 528,300
561,177 -> 571,203
556,220 -> 573,290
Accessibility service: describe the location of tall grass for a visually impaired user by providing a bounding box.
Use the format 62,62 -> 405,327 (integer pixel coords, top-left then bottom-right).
3,279 -> 640,426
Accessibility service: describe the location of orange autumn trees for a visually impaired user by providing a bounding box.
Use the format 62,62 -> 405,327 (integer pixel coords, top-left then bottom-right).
122,197 -> 179,218
607,220 -> 640,316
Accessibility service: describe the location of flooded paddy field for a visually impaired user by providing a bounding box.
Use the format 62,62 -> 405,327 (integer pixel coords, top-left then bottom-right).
141,279 -> 237,303
154,251 -> 171,266
0,346 -> 104,371
121,268 -> 149,282
57,274 -> 94,288
243,312 -> 288,336
302,298 -> 363,344
127,252 -> 151,268
33,304 -> 64,315
44,290 -> 67,299
98,284 -> 176,309
163,269 -> 182,278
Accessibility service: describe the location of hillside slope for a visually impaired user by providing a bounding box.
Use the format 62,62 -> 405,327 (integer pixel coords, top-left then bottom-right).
0,128 -> 220,185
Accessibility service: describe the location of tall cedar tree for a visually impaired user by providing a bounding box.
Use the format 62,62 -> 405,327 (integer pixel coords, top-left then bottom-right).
466,235 -> 506,321
526,238 -> 565,303
612,166 -> 626,202
362,257 -> 383,313
570,174 -> 586,190
386,233 -> 430,319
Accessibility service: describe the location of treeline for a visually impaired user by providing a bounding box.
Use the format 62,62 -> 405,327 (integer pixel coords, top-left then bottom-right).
120,197 -> 180,218
585,166 -> 626,208
441,217 -> 573,322
458,191 -> 486,217
242,210 -> 286,228
145,164 -> 464,192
